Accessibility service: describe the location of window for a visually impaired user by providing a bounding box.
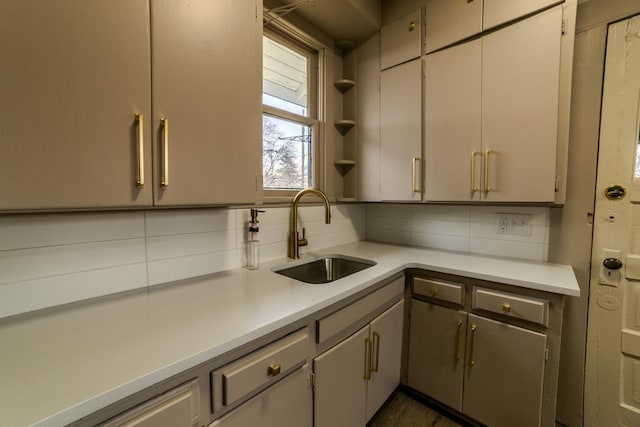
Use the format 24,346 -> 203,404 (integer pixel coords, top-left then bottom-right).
262,31 -> 319,194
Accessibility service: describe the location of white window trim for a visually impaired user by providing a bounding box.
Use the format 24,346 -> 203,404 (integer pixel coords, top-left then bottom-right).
262,25 -> 328,204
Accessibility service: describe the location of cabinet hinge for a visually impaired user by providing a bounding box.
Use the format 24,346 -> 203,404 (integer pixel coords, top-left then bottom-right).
544,347 -> 550,362
554,176 -> 559,192
561,19 -> 567,35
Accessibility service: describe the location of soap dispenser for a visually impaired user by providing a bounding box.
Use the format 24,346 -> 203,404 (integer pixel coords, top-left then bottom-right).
247,209 -> 265,270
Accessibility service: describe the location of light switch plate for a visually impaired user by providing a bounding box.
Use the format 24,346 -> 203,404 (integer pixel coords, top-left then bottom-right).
600,248 -> 622,287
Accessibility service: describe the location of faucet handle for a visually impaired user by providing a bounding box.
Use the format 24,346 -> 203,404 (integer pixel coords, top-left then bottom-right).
298,227 -> 308,247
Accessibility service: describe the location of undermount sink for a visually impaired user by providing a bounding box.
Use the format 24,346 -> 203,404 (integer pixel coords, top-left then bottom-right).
274,255 -> 376,284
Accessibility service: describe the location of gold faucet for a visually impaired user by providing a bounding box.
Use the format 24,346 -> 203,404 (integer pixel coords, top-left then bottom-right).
288,188 -> 331,259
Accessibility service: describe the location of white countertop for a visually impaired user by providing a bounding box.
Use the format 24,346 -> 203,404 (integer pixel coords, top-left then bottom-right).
0,241 -> 579,427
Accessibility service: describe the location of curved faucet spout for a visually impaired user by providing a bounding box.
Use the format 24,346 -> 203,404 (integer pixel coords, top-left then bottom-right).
289,188 -> 331,259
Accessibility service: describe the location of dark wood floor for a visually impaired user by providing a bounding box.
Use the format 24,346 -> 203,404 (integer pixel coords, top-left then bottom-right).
368,390 -> 462,427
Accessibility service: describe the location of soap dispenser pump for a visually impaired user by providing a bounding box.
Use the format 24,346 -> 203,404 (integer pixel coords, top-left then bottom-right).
247,209 -> 265,270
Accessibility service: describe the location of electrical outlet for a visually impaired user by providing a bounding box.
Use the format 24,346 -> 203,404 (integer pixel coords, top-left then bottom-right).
495,213 -> 532,236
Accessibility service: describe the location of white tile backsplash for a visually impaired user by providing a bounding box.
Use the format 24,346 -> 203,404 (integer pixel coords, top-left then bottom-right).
366,203 -> 550,261
0,202 -> 548,319
0,204 -> 365,319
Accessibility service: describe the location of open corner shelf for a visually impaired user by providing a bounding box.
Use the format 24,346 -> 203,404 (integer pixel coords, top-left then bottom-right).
334,79 -> 356,93
334,120 -> 356,135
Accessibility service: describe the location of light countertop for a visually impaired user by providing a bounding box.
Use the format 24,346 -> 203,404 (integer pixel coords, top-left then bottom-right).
0,241 -> 579,427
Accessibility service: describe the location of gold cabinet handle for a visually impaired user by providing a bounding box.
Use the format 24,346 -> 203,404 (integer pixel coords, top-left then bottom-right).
471,151 -> 479,193
372,332 -> 380,373
483,149 -> 492,193
160,118 -> 169,188
469,324 -> 477,367
408,21 -> 416,32
431,286 -> 438,297
412,157 -> 421,193
135,114 -> 145,189
267,363 -> 281,377
502,303 -> 511,313
455,320 -> 463,362
364,337 -> 372,380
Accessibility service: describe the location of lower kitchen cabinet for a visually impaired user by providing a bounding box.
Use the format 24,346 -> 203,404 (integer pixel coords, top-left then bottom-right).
463,314 -> 546,427
407,300 -> 466,411
99,379 -> 200,427
407,275 -> 561,427
314,299 -> 404,426
209,364 -> 312,427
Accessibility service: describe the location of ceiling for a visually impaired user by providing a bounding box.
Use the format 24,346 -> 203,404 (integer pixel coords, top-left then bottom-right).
266,0 -> 382,45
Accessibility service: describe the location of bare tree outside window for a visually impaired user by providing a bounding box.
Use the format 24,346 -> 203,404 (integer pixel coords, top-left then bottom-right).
263,116 -> 311,188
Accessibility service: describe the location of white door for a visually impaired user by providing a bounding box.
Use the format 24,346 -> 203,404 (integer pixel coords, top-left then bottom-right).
585,14 -> 640,427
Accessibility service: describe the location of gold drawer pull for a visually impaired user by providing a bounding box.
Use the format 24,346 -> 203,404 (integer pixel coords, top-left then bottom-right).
160,118 -> 169,188
135,114 -> 144,189
431,286 -> 438,297
484,149 -> 492,193
455,320 -> 463,362
469,324 -> 477,367
267,364 -> 281,377
471,151 -> 479,193
372,332 -> 380,373
502,303 -> 511,313
364,337 -> 372,380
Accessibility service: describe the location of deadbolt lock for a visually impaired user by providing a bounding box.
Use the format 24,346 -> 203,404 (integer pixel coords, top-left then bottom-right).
604,184 -> 626,200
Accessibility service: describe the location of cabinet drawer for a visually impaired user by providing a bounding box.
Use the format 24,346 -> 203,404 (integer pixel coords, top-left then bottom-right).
316,277 -> 404,344
473,287 -> 548,326
413,277 -> 464,305
99,379 -> 200,427
212,329 -> 309,411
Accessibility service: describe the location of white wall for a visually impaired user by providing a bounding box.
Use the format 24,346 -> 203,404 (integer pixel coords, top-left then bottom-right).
0,204 -> 366,319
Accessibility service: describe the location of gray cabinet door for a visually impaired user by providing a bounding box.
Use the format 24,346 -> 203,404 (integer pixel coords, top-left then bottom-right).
425,0 -> 482,53
481,6 -> 562,202
314,325 -> 369,427
407,300 -> 466,411
463,314 -> 546,427
380,59 -> 422,202
424,39 -> 482,202
151,0 -> 261,206
366,300 -> 404,421
0,0 -> 153,210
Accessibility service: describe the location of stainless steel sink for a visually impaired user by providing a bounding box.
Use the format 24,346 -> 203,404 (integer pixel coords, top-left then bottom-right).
274,255 -> 376,284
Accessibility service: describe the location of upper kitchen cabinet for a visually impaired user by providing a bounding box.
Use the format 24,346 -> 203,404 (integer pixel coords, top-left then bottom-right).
151,0 -> 261,206
481,5 -> 562,202
424,0 -> 562,53
380,9 -> 422,70
425,0 -> 482,54
483,0 -> 562,30
380,59 -> 422,202
0,0 -> 153,210
424,39 -> 482,202
425,5 -> 565,203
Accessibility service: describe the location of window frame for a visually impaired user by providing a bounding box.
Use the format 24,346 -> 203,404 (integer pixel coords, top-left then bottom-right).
262,27 -> 324,202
